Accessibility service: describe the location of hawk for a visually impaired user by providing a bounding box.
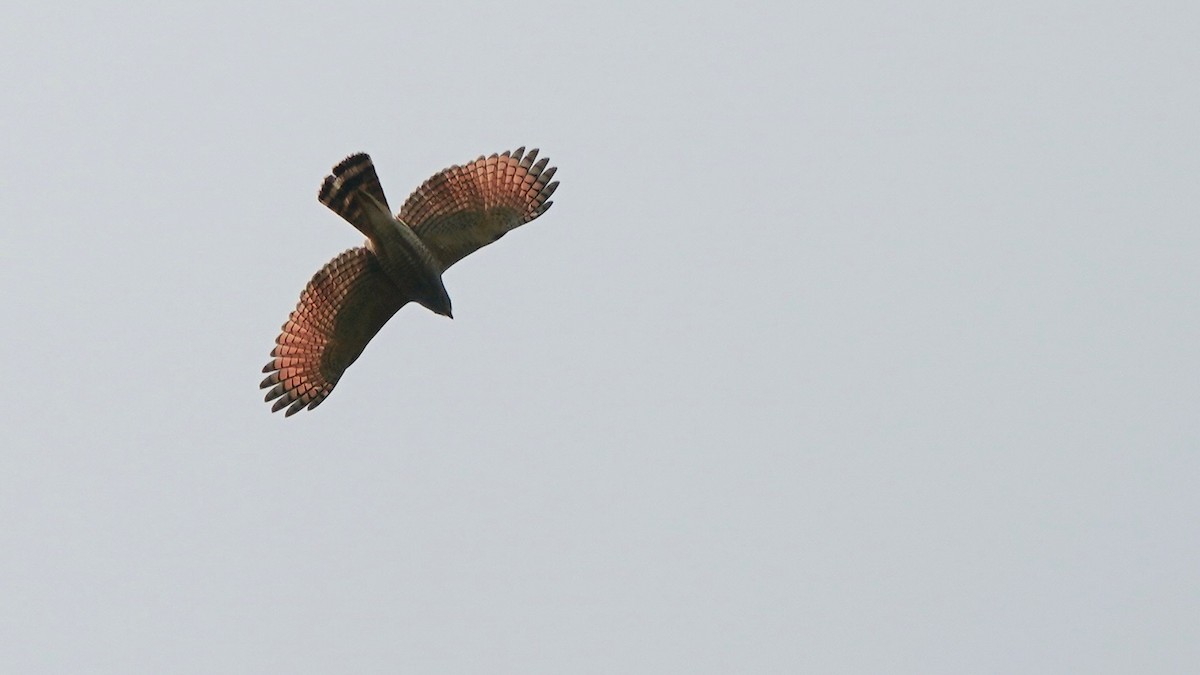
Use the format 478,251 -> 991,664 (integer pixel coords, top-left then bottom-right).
261,148 -> 559,416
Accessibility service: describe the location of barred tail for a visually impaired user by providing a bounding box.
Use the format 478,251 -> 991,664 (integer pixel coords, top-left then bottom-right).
317,153 -> 392,236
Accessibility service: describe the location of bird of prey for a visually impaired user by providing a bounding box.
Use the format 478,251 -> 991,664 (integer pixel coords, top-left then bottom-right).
261,148 -> 559,416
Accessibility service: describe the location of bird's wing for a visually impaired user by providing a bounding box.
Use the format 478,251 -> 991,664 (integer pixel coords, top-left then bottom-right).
261,247 -> 408,416
399,148 -> 559,270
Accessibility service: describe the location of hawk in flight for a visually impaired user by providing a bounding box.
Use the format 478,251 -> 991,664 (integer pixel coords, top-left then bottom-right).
261,148 -> 559,416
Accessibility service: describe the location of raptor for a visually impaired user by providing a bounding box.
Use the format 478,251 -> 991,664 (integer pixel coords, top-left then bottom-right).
261,148 -> 559,416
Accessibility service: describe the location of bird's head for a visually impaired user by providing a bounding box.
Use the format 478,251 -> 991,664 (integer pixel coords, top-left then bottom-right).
421,280 -> 454,319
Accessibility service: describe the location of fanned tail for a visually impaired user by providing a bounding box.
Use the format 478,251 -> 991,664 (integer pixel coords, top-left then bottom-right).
317,153 -> 392,237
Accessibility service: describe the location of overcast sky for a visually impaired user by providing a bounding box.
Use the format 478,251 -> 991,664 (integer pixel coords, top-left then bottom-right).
1,1 -> 1197,673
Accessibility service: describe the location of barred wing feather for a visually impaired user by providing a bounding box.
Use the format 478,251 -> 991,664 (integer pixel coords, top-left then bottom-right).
399,147 -> 558,270
261,248 -> 408,416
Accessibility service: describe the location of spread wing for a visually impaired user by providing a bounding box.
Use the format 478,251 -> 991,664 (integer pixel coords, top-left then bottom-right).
261,247 -> 408,416
399,147 -> 559,270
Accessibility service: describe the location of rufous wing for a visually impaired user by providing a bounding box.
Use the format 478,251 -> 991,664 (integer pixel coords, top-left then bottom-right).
399,148 -> 559,270
261,247 -> 408,416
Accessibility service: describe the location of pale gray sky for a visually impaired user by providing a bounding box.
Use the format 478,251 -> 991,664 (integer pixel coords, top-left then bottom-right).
1,1 -> 1197,673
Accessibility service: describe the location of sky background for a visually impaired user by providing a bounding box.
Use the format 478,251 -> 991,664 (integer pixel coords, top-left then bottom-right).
1,1 -> 1197,673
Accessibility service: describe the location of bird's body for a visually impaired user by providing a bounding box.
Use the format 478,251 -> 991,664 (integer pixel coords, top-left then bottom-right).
261,148 -> 559,416
319,154 -> 452,317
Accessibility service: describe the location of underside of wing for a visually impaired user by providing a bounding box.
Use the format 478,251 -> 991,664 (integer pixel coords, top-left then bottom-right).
399,147 -> 559,269
261,247 -> 408,416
